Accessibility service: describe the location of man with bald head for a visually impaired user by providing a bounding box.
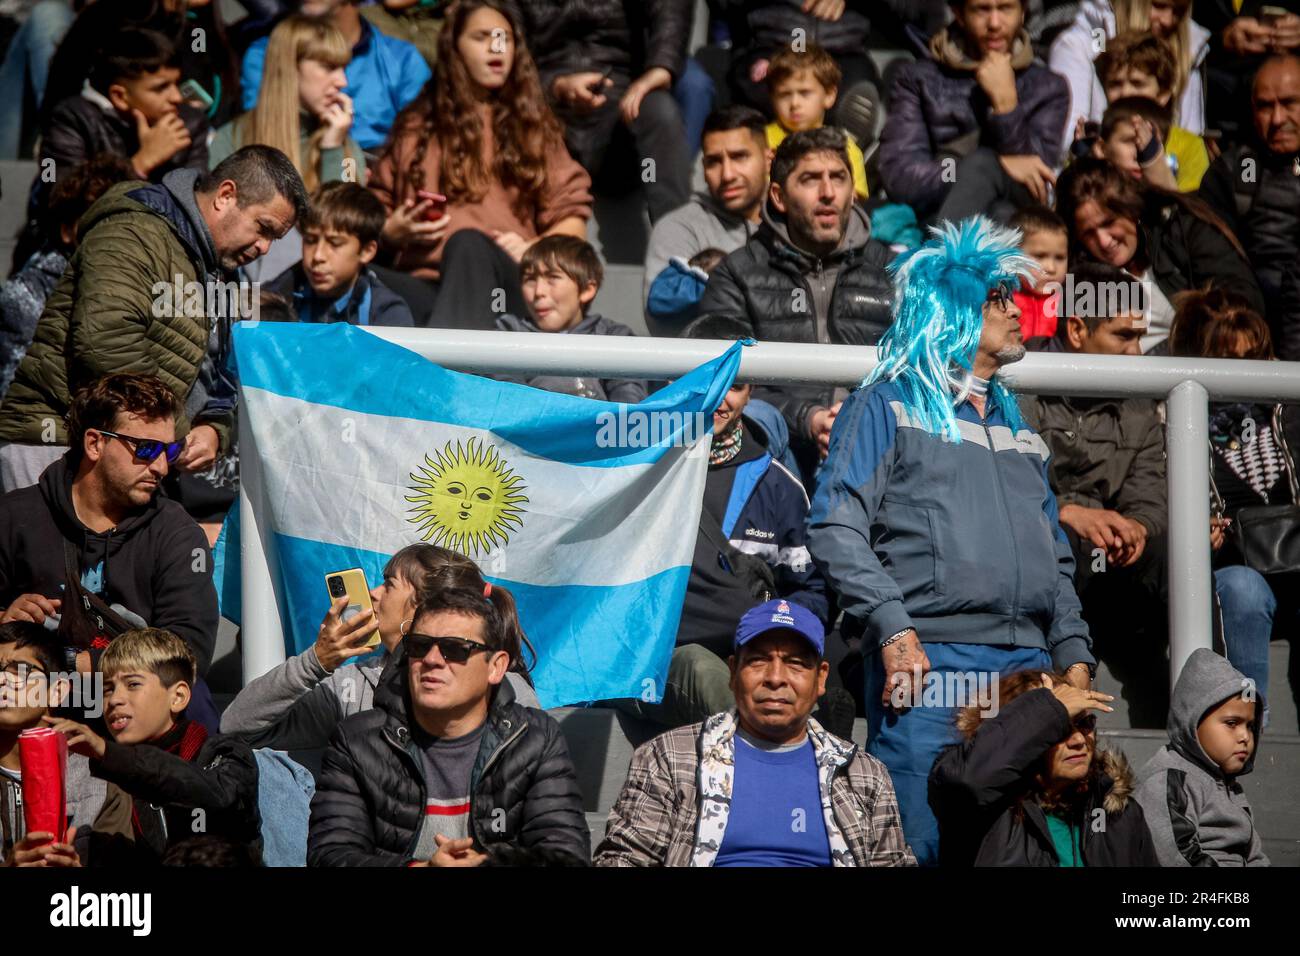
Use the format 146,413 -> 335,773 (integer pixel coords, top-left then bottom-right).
1199,54 -> 1300,358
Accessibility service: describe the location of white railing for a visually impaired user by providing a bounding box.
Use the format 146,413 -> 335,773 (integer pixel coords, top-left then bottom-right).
239,330 -> 1300,690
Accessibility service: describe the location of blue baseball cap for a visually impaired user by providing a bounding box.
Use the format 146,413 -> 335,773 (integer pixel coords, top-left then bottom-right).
734,598 -> 825,656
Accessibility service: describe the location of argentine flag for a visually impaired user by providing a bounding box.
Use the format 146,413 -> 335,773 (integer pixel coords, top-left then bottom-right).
218,323 -> 741,709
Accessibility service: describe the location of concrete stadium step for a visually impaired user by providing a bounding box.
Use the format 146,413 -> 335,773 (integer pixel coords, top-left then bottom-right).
1,160 -> 38,277
590,263 -> 648,337
1095,640 -> 1296,734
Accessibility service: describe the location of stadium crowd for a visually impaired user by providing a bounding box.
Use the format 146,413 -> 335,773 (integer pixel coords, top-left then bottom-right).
0,0 -> 1293,868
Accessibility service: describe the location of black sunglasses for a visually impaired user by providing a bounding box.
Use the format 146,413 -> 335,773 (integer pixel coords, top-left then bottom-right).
405,633 -> 496,665
94,429 -> 184,465
986,280 -> 1018,308
1073,713 -> 1098,734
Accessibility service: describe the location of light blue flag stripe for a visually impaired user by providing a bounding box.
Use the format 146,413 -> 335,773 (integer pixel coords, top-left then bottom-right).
232,322 -> 732,468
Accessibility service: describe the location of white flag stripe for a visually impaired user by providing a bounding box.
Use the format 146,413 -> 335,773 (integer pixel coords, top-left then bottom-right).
243,388 -> 710,588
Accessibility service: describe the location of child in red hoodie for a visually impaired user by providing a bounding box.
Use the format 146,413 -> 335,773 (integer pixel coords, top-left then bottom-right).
1009,206 -> 1067,341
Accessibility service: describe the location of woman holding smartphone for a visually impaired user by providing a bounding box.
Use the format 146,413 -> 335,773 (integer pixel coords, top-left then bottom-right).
368,0 -> 592,329
220,544 -> 539,752
208,15 -> 365,192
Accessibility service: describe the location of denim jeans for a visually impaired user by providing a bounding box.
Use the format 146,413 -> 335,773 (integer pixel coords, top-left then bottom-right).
673,57 -> 715,158
0,0 -> 74,158
865,640 -> 1053,866
1215,565 -> 1278,724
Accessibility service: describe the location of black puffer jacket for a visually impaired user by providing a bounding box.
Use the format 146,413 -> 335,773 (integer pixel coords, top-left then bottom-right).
696,201 -> 895,443
41,94 -> 209,185
518,0 -> 692,84
307,657 -> 590,867
720,0 -> 872,56
1198,141 -> 1300,359
929,689 -> 1160,867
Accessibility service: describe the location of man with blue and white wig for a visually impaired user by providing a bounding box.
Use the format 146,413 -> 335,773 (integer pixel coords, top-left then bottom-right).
808,215 -> 1097,866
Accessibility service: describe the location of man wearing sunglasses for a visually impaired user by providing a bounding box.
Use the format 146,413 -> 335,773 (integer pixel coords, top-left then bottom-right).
308,589 -> 589,867
0,373 -> 218,728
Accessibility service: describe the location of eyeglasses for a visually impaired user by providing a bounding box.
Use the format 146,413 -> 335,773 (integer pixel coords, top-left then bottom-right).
1073,713 -> 1098,734
0,660 -> 49,687
405,633 -> 496,665
986,281 -> 1017,310
93,429 -> 184,465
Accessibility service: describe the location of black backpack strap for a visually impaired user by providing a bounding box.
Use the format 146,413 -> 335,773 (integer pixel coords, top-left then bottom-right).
60,537 -> 132,649
698,505 -> 777,602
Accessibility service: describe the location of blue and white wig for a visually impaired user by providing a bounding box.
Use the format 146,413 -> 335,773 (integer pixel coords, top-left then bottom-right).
865,215 -> 1036,443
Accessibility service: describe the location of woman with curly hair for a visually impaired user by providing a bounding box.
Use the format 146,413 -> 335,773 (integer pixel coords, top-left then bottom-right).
928,669 -> 1159,866
368,0 -> 592,328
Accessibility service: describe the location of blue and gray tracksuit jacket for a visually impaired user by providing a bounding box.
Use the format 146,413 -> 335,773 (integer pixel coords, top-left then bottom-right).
807,380 -> 1094,670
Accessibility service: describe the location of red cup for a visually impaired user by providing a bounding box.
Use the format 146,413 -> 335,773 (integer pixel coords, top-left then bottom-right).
18,727 -> 67,844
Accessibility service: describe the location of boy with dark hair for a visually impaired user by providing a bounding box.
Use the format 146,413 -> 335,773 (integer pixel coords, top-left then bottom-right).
1091,32 -> 1208,191
1081,97 -> 1182,192
1009,205 -> 1068,340
496,235 -> 647,404
1135,648 -> 1270,865
44,628 -> 261,866
266,182 -> 414,327
41,28 -> 208,184
309,588 -> 589,866
0,620 -> 107,867
765,45 -> 868,200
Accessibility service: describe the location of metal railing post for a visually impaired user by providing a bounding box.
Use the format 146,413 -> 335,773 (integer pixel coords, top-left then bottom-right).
1165,379 -> 1213,688
238,404 -> 288,684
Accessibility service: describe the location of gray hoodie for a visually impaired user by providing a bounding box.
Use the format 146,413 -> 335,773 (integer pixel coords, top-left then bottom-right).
494,311 -> 648,404
643,192 -> 760,332
1134,648 -> 1269,867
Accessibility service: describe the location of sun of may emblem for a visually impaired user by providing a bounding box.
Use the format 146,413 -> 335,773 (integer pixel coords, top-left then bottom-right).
405,436 -> 529,555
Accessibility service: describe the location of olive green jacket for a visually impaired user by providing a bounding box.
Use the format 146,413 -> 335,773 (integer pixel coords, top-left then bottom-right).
0,171 -> 234,449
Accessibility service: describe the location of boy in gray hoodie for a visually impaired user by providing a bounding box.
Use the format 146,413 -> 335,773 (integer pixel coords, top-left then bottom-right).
1134,648 -> 1269,866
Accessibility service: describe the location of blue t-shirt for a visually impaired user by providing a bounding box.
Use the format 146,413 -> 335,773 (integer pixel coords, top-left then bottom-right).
714,732 -> 832,867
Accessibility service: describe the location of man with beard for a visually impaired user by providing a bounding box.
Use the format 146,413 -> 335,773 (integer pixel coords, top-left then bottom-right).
642,106 -> 770,335
0,146 -> 306,491
0,374 -> 219,727
807,216 -> 1095,865
696,127 -> 895,474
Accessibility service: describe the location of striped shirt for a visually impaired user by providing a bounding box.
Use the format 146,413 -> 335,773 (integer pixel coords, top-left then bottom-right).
410,723 -> 485,862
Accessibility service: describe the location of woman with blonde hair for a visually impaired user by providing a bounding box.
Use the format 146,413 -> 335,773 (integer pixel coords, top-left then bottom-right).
1050,0 -> 1209,162
209,15 -> 365,192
